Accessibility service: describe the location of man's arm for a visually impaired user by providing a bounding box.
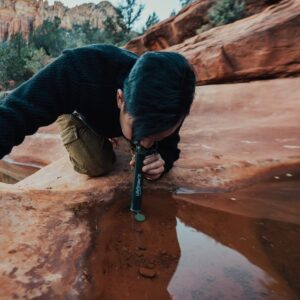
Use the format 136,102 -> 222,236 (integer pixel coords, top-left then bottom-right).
0,53 -> 76,159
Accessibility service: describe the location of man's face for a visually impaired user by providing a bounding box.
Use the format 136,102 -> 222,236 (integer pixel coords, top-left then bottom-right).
117,89 -> 182,148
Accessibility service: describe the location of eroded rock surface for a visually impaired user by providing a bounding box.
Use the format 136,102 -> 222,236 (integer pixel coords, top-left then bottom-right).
0,189 -> 90,299
169,0 -> 300,85
125,0 -> 281,55
0,0 -> 123,41
125,0 -> 217,54
0,123 -> 63,183
0,145 -> 133,298
7,122 -> 63,166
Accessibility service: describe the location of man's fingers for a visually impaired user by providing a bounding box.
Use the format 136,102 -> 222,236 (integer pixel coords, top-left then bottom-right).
145,166 -> 164,175
129,153 -> 164,179
142,159 -> 164,173
145,174 -> 161,181
143,154 -> 160,165
142,153 -> 165,178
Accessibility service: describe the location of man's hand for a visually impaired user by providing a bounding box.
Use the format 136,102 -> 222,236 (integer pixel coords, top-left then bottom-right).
129,153 -> 165,181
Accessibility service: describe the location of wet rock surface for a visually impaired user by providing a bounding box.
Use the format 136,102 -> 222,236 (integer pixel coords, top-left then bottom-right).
172,176 -> 300,300
78,190 -> 180,300
75,186 -> 300,299
1,180 -> 299,299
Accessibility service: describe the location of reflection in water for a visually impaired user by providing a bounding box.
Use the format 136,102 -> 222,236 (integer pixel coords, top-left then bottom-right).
169,176 -> 300,300
168,218 -> 275,300
175,187 -> 223,194
77,178 -> 300,300
77,190 -> 180,300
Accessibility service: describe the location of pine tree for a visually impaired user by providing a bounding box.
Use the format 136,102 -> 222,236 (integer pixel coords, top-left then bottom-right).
142,12 -> 160,33
180,0 -> 194,8
117,0 -> 145,34
208,0 -> 245,26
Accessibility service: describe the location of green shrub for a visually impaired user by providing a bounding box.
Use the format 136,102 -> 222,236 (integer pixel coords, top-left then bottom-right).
180,0 -> 194,8
0,9 -> 155,89
29,17 -> 67,57
208,0 -> 246,26
0,33 -> 50,89
24,48 -> 50,76
65,19 -> 130,48
0,34 -> 28,88
142,12 -> 160,33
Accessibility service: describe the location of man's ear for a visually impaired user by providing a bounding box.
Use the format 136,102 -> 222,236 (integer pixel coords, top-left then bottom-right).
117,89 -> 125,110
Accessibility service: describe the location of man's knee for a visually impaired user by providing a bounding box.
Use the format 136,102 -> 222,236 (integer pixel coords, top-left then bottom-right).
57,114 -> 116,177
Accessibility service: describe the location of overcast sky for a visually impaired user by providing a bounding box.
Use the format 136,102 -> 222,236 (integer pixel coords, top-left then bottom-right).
47,0 -> 182,31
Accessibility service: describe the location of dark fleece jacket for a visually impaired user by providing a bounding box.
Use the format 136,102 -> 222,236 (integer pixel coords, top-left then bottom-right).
0,44 -> 180,173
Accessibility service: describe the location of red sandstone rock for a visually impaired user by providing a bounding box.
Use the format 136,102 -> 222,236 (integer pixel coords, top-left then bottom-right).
7,122 -> 63,166
0,76 -> 300,298
125,0 -> 279,55
165,77 -> 300,189
0,159 -> 38,183
125,0 -> 217,54
169,0 -> 300,85
138,267 -> 157,278
0,0 -> 122,41
0,122 -> 64,182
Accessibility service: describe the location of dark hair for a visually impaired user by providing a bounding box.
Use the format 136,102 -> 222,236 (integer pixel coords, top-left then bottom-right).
123,51 -> 196,142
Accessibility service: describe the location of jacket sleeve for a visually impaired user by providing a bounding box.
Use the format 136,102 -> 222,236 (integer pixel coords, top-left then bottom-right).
157,126 -> 181,176
0,53 -> 76,159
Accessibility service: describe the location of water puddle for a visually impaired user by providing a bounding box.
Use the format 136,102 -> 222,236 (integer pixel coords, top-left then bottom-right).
74,177 -> 300,300
169,219 -> 277,300
174,186 -> 223,194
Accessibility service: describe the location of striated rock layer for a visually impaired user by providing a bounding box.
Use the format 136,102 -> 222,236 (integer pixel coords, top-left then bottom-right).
125,0 -> 281,55
6,122 -> 62,166
125,0 -> 217,55
0,0 -> 123,41
169,0 -> 300,85
0,123 -> 63,182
